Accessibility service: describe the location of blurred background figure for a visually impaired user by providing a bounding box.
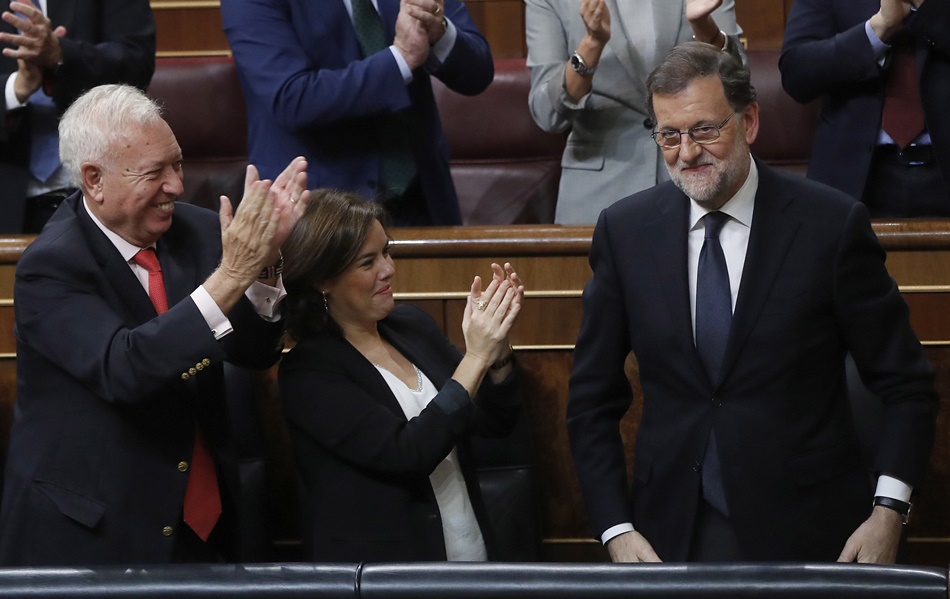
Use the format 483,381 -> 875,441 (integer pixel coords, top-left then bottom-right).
0,0 -> 155,233
223,0 -> 493,226
780,0 -> 950,217
525,0 -> 744,224
280,190 -> 525,561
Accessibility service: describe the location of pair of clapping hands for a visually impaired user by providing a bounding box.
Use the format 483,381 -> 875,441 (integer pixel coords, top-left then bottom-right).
463,263 -> 524,367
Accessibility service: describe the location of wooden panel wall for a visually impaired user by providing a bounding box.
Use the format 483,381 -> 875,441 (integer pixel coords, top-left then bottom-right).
149,0 -> 792,57
4,222 -> 949,564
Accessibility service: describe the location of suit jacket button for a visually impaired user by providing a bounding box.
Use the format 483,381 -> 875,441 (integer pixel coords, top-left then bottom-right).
195,363 -> 204,371
181,373 -> 190,381
692,461 -> 701,472
178,461 -> 189,472
643,118 -> 654,129
162,526 -> 174,537
712,397 -> 722,407
188,367 -> 197,376
202,358 -> 211,367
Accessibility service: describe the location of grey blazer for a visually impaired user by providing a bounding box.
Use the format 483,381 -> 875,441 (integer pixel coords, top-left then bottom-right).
525,0 -> 743,224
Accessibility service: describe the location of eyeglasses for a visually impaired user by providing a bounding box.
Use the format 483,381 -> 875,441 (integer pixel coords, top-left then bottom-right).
651,112 -> 736,149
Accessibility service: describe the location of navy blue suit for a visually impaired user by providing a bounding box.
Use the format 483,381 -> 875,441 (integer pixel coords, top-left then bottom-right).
222,0 -> 493,225
0,193 -> 285,565
567,162 -> 937,561
780,0 -> 950,204
0,0 -> 155,233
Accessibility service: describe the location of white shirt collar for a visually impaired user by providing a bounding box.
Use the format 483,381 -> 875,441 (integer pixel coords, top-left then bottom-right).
688,156 -> 758,232
82,196 -> 154,261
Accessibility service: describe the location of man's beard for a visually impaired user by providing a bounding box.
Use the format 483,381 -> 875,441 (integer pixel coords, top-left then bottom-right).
667,146 -> 749,210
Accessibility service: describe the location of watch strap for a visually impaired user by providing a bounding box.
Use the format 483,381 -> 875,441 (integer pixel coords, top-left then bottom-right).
873,496 -> 912,524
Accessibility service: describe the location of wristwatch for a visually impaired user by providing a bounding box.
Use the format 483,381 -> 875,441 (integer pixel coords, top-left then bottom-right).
258,255 -> 284,280
873,496 -> 912,525
570,51 -> 596,77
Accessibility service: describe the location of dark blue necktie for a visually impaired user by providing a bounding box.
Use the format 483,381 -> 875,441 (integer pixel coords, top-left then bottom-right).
696,211 -> 731,516
350,0 -> 415,196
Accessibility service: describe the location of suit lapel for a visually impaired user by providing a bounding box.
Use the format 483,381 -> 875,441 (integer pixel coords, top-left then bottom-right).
609,0 -> 652,90
377,0 -> 400,42
156,232 -> 197,310
719,163 -> 800,385
610,0 -> 685,94
647,188 -> 710,386
75,198 -> 158,325
382,319 -> 451,389
650,0 -> 684,68
46,0 -> 75,30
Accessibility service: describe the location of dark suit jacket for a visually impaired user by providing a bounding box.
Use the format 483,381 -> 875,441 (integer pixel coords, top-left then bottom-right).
279,304 -> 521,561
779,0 -> 950,203
0,0 -> 156,233
0,193 -> 285,566
566,161 -> 938,562
221,0 -> 494,225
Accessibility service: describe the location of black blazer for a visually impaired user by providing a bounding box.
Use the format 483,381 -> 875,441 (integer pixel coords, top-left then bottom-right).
780,0 -> 950,205
567,161 -> 938,562
0,0 -> 155,232
0,193 -> 285,565
279,304 -> 522,562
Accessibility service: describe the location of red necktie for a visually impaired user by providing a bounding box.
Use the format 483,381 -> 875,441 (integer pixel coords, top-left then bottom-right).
881,37 -> 926,149
132,248 -> 222,542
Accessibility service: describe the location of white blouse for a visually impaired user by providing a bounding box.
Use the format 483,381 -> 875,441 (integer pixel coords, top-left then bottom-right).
373,363 -> 487,561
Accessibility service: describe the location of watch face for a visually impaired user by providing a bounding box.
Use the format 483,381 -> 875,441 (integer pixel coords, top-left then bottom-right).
571,53 -> 592,75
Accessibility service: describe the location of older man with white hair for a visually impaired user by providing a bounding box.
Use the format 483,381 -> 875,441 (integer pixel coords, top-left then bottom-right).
0,83 -> 310,565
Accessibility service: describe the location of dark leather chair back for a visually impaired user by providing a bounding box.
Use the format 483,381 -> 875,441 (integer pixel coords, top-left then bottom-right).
747,50 -> 819,177
147,57 -> 249,211
433,58 -> 566,225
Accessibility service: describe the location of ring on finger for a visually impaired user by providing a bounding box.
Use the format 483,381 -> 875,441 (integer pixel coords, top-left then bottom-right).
434,4 -> 441,15
289,195 -> 298,204
475,299 -> 487,311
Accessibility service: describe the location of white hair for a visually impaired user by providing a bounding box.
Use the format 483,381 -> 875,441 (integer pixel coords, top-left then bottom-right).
58,84 -> 165,188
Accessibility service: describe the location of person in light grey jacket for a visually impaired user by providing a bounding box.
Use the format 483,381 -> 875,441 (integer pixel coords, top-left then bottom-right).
526,0 -> 744,224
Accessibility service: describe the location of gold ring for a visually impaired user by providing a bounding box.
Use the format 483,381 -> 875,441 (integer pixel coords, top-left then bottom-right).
289,195 -> 298,204
475,299 -> 487,311
434,4 -> 441,15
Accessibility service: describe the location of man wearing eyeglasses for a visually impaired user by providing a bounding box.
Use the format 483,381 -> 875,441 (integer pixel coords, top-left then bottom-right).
567,42 -> 937,563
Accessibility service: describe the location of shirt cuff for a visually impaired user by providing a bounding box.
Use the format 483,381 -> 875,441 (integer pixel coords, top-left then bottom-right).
193,285 -> 233,340
245,276 -> 287,322
429,17 -> 457,66
389,45 -> 414,83
875,474 -> 913,503
601,522 -> 635,545
865,19 -> 890,64
5,73 -> 27,111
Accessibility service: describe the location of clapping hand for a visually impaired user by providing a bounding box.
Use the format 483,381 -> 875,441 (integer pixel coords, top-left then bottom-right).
464,263 -> 524,366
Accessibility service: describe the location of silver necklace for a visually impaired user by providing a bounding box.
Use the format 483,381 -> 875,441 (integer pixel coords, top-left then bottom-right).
375,363 -> 424,393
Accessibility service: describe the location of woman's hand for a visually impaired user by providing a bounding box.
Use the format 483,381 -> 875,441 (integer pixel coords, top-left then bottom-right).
452,263 -> 524,395
463,263 -> 524,366
686,0 -> 724,45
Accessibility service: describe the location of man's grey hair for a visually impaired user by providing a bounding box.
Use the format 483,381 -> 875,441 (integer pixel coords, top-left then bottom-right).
645,42 -> 756,123
58,84 -> 165,188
